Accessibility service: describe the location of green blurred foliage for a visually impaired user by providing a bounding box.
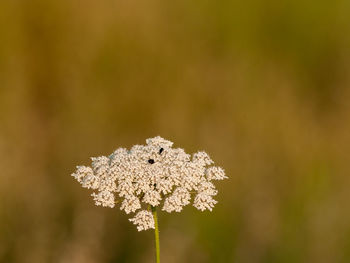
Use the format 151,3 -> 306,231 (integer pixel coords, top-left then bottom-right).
0,0 -> 350,262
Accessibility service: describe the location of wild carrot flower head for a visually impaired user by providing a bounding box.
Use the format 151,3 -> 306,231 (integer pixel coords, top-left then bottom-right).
72,136 -> 227,231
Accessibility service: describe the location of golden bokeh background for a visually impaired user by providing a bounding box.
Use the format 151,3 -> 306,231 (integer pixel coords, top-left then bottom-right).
1,0 -> 350,262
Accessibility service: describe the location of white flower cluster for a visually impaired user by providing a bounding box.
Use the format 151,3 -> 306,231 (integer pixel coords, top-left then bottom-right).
72,136 -> 227,231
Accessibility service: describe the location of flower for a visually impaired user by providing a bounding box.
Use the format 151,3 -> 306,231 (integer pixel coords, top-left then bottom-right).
129,210 -> 155,231
206,166 -> 227,180
120,195 -> 141,214
91,190 -> 115,208
162,187 -> 191,213
71,136 -> 227,231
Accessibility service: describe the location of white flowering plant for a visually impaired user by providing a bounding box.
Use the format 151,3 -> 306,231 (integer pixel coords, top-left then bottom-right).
72,136 -> 227,262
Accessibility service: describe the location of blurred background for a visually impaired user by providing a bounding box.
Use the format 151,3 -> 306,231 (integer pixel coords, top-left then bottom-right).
1,0 -> 350,262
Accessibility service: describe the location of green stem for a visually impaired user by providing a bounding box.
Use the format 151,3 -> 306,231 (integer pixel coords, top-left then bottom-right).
151,206 -> 160,263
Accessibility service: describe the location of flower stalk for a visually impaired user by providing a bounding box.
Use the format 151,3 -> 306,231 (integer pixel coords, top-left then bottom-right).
152,206 -> 160,263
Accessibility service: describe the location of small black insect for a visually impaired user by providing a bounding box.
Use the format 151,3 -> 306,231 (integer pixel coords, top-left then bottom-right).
159,148 -> 164,154
149,183 -> 157,189
148,159 -> 155,164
